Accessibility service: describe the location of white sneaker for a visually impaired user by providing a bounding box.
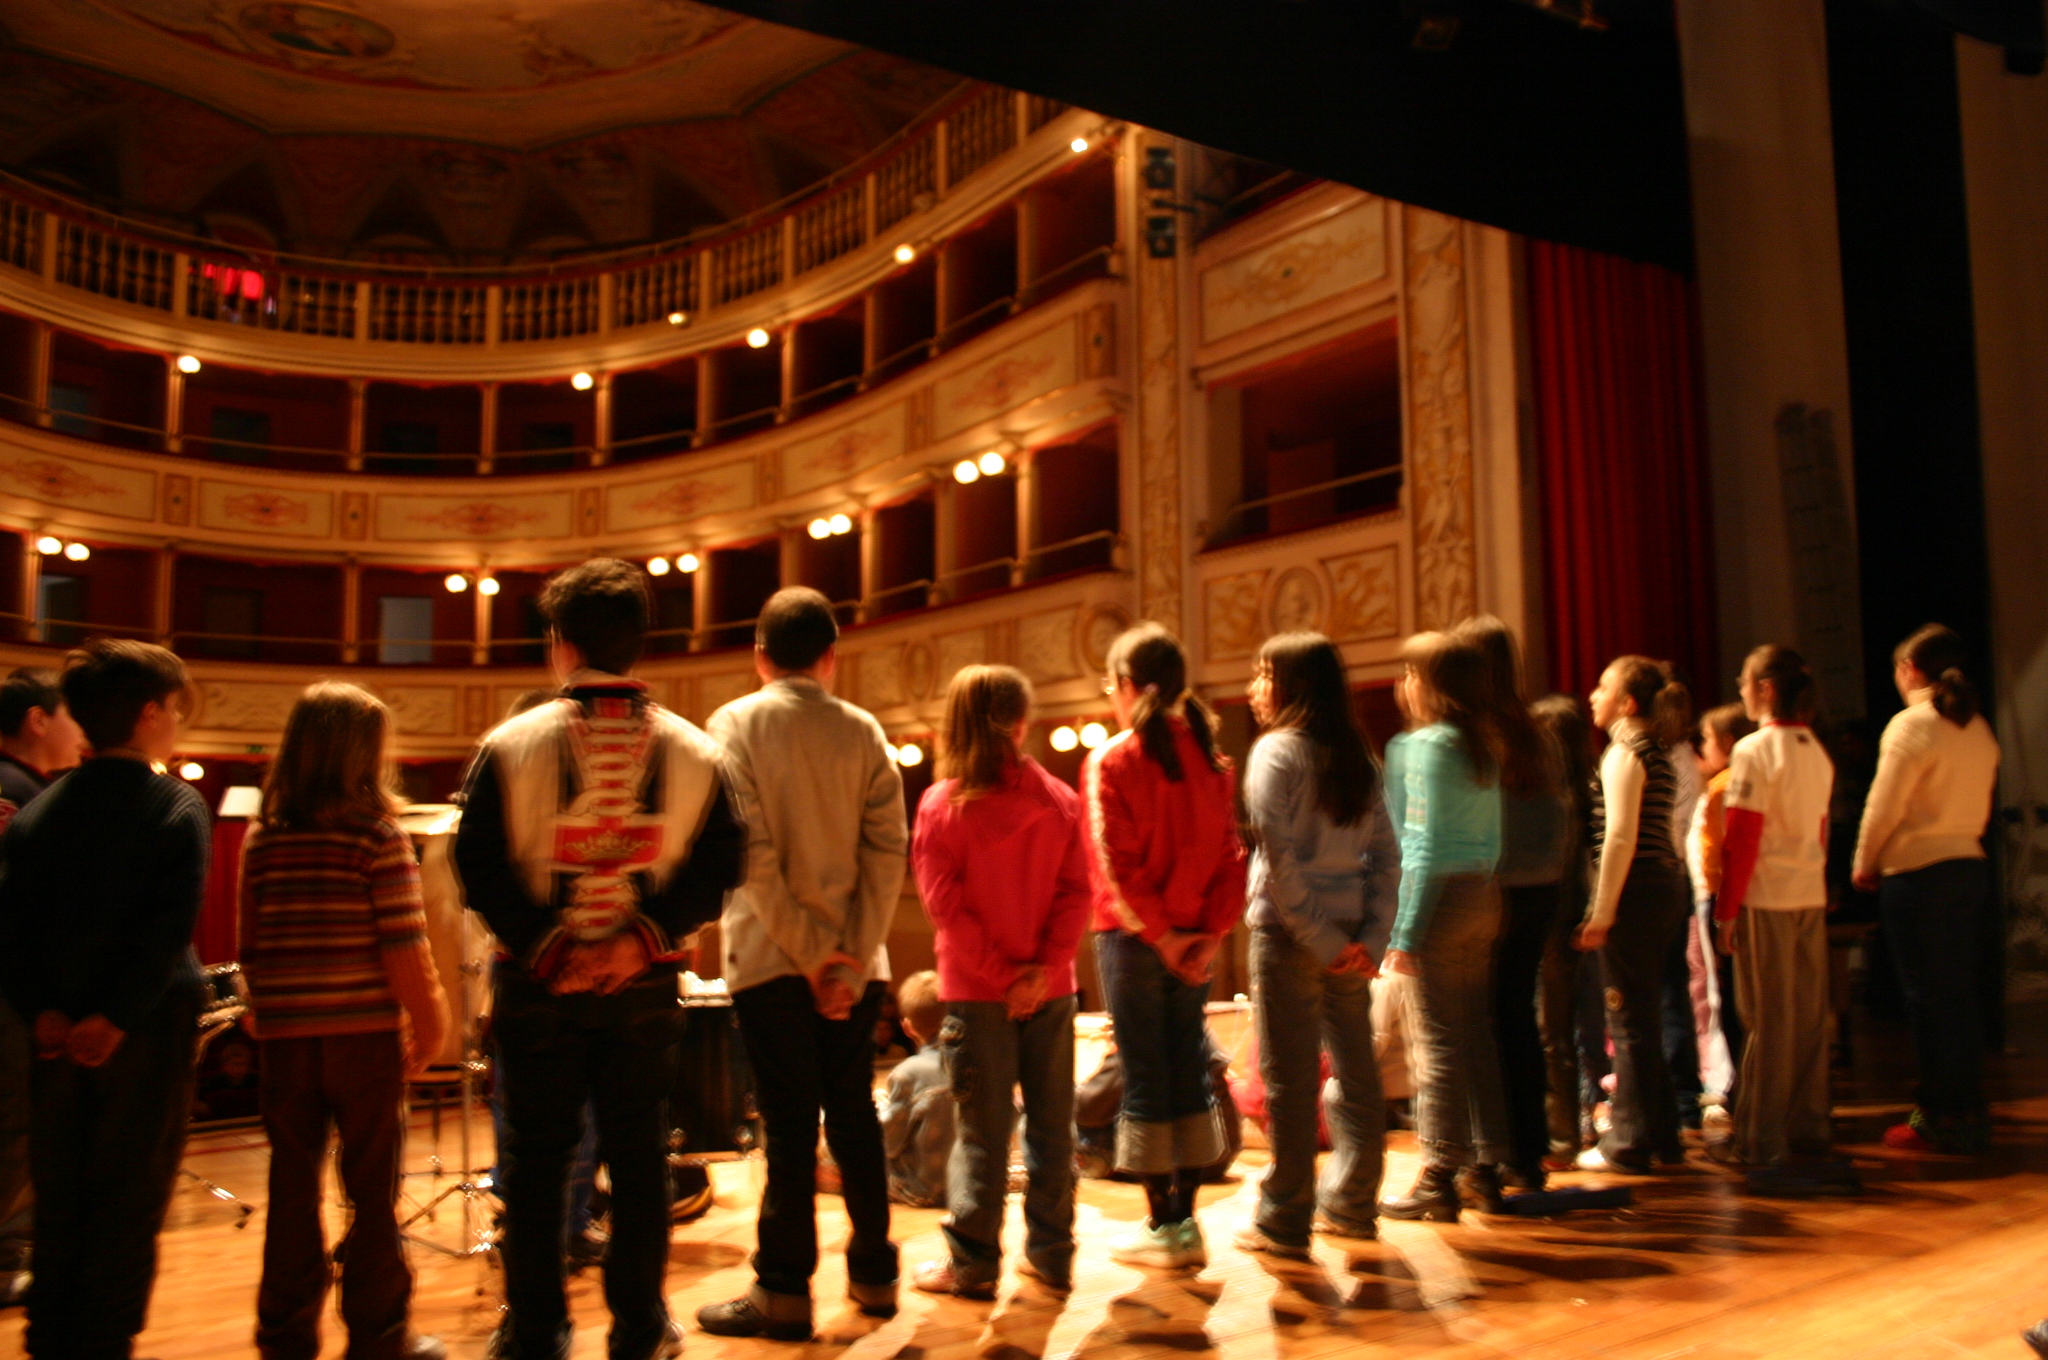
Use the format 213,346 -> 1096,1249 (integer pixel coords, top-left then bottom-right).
1177,1217 -> 1208,1268
1110,1219 -> 1200,1269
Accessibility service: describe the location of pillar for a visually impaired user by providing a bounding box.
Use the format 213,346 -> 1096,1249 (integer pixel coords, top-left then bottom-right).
1014,195 -> 1039,311
1121,130 -> 1189,636
932,479 -> 957,606
689,553 -> 714,652
779,525 -> 803,595
346,377 -> 367,472
473,572 -> 492,665
341,557 -> 361,664
164,360 -> 185,455
591,371 -> 613,467
693,351 -> 717,448
478,381 -> 498,475
27,322 -> 51,429
1011,448 -> 1039,586
857,506 -> 882,621
152,543 -> 176,646
19,535 -> 40,643
778,325 -> 798,424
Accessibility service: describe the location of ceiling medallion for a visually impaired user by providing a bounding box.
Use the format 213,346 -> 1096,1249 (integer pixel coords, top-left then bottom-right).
237,3 -> 396,61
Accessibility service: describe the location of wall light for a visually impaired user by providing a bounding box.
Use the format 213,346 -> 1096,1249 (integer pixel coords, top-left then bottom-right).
62,541 -> 89,562
1079,721 -> 1109,749
952,459 -> 981,485
477,575 -> 501,596
884,743 -> 900,765
893,243 -> 917,265
667,311 -> 690,326
177,761 -> 205,781
1070,137 -> 1090,154
677,552 -> 701,574
444,573 -> 470,593
175,354 -> 201,375
745,327 -> 772,349
34,535 -> 60,555
807,517 -> 831,540
827,513 -> 852,536
896,741 -> 924,768
977,450 -> 1007,477
647,556 -> 671,576
1049,725 -> 1079,753
571,371 -> 594,391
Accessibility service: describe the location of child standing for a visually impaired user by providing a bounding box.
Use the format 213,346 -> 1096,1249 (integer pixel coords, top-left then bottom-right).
1085,626 -> 1246,1269
1716,645 -> 1836,1167
1688,703 -> 1756,1109
880,972 -> 954,1211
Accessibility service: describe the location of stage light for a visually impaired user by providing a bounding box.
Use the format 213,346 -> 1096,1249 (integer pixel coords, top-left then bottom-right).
1079,721 -> 1108,749
953,459 -> 980,485
667,311 -> 689,326
827,513 -> 852,536
445,573 -> 469,593
571,371 -> 594,391
677,552 -> 700,573
1070,137 -> 1090,153
977,450 -> 1007,477
808,517 -> 831,540
893,243 -> 916,265
746,327 -> 771,349
885,743 -> 900,765
647,556 -> 671,576
1049,725 -> 1079,752
477,576 -> 500,596
175,354 -> 201,374
896,741 -> 924,768
62,541 -> 88,562
177,761 -> 205,781
34,536 -> 60,555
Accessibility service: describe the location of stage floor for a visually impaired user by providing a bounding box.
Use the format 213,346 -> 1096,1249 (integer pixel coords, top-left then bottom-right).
6,999 -> 2048,1360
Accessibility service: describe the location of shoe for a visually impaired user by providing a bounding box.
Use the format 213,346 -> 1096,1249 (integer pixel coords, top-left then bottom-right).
911,1260 -> 995,1301
1379,1165 -> 1460,1222
1109,1219 -> 1198,1269
1016,1257 -> 1072,1295
1231,1224 -> 1311,1262
1576,1147 -> 1652,1175
1500,1163 -> 1547,1192
0,1270 -> 27,1309
1455,1164 -> 1506,1214
669,1165 -> 715,1223
2022,1318 -> 2048,1358
1882,1121 -> 1941,1153
695,1293 -> 813,1342
847,1277 -> 899,1319
1177,1218 -> 1208,1268
654,1321 -> 685,1360
1312,1214 -> 1379,1241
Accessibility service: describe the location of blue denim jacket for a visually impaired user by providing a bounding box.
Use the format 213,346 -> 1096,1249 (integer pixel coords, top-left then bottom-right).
1243,730 -> 1402,967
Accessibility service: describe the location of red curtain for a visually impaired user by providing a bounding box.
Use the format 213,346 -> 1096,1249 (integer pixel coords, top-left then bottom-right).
195,818 -> 247,965
1526,240 -> 1719,707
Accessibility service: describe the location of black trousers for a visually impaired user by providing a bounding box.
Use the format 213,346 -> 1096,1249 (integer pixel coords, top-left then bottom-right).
1661,920 -> 1704,1127
732,976 -> 896,1302
494,967 -> 682,1360
1494,882 -> 1561,1173
1880,858 -> 1989,1117
1596,861 -> 1691,1165
27,992 -> 198,1360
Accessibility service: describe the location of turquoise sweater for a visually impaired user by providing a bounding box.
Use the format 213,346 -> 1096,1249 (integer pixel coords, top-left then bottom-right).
1387,725 -> 1502,954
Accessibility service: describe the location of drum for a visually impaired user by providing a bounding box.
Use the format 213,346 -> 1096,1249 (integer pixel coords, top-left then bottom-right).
199,961 -> 249,1028
404,807 -> 497,1067
669,997 -> 760,1163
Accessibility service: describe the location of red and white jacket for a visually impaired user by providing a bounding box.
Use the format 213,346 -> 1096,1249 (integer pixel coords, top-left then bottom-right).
1082,717 -> 1247,940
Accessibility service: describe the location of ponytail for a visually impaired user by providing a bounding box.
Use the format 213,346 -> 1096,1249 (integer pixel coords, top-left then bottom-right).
1743,644 -> 1817,724
1107,623 -> 1220,783
1609,654 -> 1693,748
1895,623 -> 1979,727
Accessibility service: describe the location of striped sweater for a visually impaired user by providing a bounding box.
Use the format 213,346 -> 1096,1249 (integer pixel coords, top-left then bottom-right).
239,813 -> 433,1038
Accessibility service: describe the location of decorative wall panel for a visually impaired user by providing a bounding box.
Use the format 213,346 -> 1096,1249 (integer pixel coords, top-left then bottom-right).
198,479 -> 335,538
780,404 -> 907,498
933,323 -> 1076,440
1404,209 -> 1477,630
1016,605 -> 1081,684
0,451 -> 154,520
374,490 -> 574,541
1323,545 -> 1400,642
379,684 -> 459,737
934,627 -> 987,688
194,680 -> 304,733
696,671 -> 757,719
1204,570 -> 1268,662
604,459 -> 755,533
1200,196 -> 1388,343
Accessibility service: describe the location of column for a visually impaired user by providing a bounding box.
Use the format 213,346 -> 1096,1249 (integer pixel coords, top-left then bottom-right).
27,322 -> 51,429
778,525 -> 802,595
1011,447 -> 1039,586
163,359 -> 185,455
477,381 -> 498,475
1121,130 -> 1189,636
18,535 -> 40,642
689,552 -> 714,652
346,377 -> 367,471
857,506 -> 881,621
778,325 -> 798,423
152,544 -> 176,646
859,296 -> 880,392
933,243 -> 954,351
931,478 -> 957,606
341,557 -> 361,664
591,371 -> 613,467
1014,195 -> 1039,311
473,572 -> 492,665
693,351 -> 717,448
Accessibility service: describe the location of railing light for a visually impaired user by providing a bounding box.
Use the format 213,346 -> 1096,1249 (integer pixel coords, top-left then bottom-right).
177,761 -> 205,781
647,556 -> 671,576
34,535 -> 61,555
953,459 -> 981,485
477,575 -> 501,596
893,244 -> 917,265
571,371 -> 594,391
807,517 -> 831,540
1079,721 -> 1109,749
175,354 -> 201,375
746,327 -> 772,349
1049,725 -> 1079,752
62,541 -> 89,562
667,311 -> 690,326
896,741 -> 924,768
1070,137 -> 1090,154
827,513 -> 852,536
977,451 -> 1007,477
445,573 -> 469,593
677,553 -> 701,574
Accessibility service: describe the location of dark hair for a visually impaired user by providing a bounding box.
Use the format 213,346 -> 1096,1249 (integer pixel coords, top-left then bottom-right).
1106,623 -> 1220,782
1742,644 -> 1817,723
1699,701 -> 1754,752
896,970 -> 945,1046
940,665 -> 1032,802
756,586 -> 838,672
262,683 -> 401,831
1452,615 -> 1557,799
1607,654 -> 1693,747
1895,623 -> 1978,726
1257,631 -> 1379,826
61,639 -> 188,751
1530,694 -> 1594,819
1400,631 -> 1499,785
539,559 -> 648,675
0,667 -> 64,739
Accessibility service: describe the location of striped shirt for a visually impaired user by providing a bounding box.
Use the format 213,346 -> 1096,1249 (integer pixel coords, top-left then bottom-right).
239,813 -> 428,1038
1592,725 -> 1680,867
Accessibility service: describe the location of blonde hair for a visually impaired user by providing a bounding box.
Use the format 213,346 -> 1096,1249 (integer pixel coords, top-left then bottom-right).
940,665 -> 1033,803
897,970 -> 945,1046
261,682 -> 401,831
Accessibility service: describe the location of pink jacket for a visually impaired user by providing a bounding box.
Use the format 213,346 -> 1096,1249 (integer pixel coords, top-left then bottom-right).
912,757 -> 1094,1003
1083,718 -> 1248,941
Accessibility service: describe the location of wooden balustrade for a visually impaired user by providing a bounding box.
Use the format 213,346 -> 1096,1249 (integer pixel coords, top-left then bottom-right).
367,282 -> 489,344
500,277 -> 603,342
54,221 -> 175,310
0,200 -> 35,274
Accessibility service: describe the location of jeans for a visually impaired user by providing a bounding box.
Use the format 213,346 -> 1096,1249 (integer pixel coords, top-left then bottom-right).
493,966 -> 682,1360
1596,860 -> 1691,1164
1408,875 -> 1512,1168
939,995 -> 1077,1286
1250,926 -> 1383,1244
257,1032 -> 413,1360
27,992 -> 198,1360
1093,930 -> 1222,1175
1661,919 -> 1703,1127
1494,883 -> 1560,1172
0,999 -> 30,1273
1536,891 -> 1586,1153
1880,858 -> 1988,1117
731,976 -> 896,1307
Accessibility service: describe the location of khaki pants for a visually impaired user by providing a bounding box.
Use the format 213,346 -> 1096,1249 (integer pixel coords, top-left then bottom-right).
1732,907 -> 1833,1165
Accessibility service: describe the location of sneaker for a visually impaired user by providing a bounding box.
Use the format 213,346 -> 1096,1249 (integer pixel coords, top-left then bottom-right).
655,1320 -> 685,1360
1882,1121 -> 1942,1153
2022,1318 -> 2048,1359
1177,1218 -> 1208,1268
1231,1224 -> 1311,1262
847,1278 -> 899,1319
1016,1258 -> 1072,1295
1312,1214 -> 1379,1241
1109,1219 -> 1195,1270
695,1293 -> 813,1342
912,1259 -> 995,1301
1575,1147 -> 1652,1175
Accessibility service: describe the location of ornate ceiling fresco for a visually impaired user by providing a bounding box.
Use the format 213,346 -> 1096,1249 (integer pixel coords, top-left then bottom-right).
0,0 -> 970,262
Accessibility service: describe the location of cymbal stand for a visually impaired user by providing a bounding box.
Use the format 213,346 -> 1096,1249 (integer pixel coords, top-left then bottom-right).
399,903 -> 497,1281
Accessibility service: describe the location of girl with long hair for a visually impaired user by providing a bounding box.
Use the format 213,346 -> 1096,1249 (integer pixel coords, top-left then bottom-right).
1853,625 -> 2000,1154
1378,631 -> 1512,1222
239,683 -> 449,1360
1574,655 -> 1693,1173
1083,624 -> 1246,1268
1454,616 -> 1569,1197
1714,645 -> 1836,1167
909,665 -> 1094,1296
1529,695 -> 1601,1162
1231,633 -> 1401,1259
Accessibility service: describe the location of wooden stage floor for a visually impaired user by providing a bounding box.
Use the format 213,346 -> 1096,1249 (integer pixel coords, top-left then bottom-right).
6,995 -> 2048,1360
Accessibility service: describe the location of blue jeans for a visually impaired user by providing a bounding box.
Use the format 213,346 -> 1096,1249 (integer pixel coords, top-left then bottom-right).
1408,876 -> 1512,1168
939,995 -> 1077,1286
1881,858 -> 1988,1117
1093,930 -> 1222,1175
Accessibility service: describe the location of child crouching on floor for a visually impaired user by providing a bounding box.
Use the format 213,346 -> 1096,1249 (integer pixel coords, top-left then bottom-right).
881,971 -> 954,1208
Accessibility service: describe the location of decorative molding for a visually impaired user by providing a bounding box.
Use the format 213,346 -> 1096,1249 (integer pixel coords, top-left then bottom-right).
1135,135 -> 1184,630
1323,545 -> 1400,642
1080,303 -> 1117,380
1204,569 -> 1268,662
163,473 -> 192,527
1200,196 -> 1388,343
697,671 -> 757,719
1078,603 -> 1129,675
1403,208 -> 1477,630
192,680 -> 305,733
1267,566 -> 1327,636
781,404 -> 907,499
933,323 -> 1075,441
1016,605 -> 1081,684
605,459 -> 753,533
934,627 -> 988,689
199,480 -> 333,537
341,490 -> 369,540
857,645 -> 904,710
0,452 -> 153,520
379,684 -> 459,737
374,491 -> 571,541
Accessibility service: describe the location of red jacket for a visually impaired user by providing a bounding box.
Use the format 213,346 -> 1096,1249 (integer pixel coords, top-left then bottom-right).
912,757 -> 1094,1003
1083,719 -> 1247,940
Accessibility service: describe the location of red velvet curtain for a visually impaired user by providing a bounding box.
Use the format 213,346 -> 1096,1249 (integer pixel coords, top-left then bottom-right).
1527,240 -> 1719,707
195,818 -> 247,965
